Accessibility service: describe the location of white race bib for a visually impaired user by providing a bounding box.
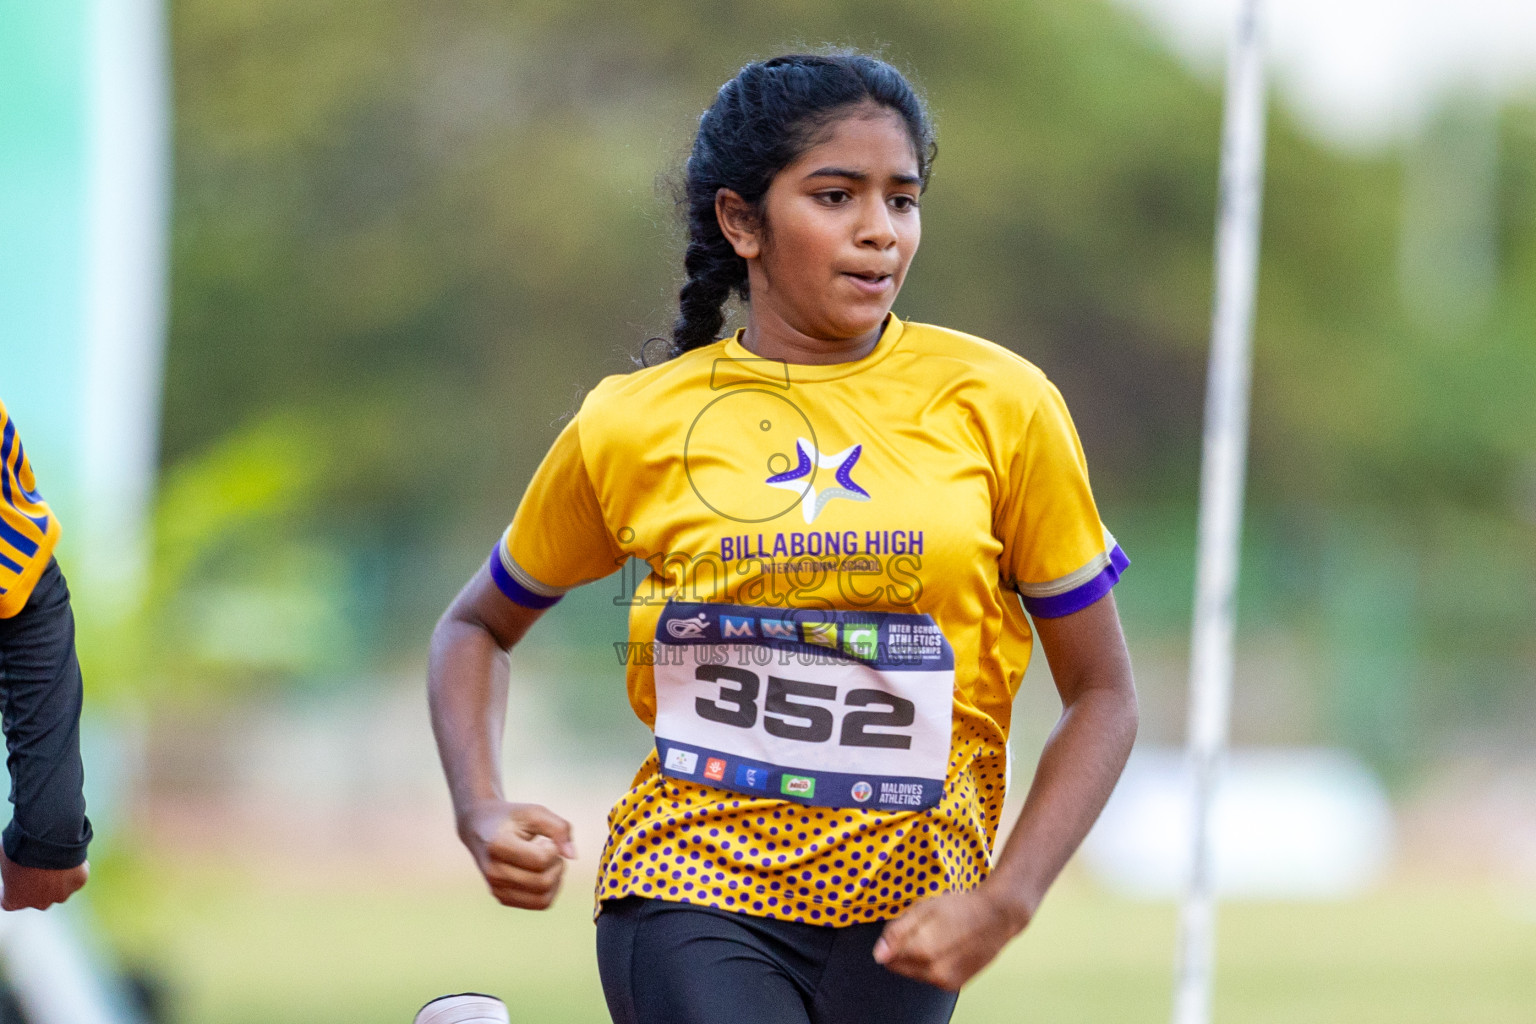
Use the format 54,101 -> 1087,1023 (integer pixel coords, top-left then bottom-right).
652,602 -> 955,811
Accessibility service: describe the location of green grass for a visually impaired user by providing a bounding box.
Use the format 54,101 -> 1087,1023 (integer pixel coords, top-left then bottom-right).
94,859 -> 1536,1024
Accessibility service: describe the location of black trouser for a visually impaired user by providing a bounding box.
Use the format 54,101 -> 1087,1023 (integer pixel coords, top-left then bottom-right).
0,559 -> 91,869
596,896 -> 958,1024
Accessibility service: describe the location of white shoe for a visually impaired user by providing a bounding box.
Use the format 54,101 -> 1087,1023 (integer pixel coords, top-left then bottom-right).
413,993 -> 511,1024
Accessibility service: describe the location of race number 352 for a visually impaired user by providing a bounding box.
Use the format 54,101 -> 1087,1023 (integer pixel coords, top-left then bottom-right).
691,665 -> 914,749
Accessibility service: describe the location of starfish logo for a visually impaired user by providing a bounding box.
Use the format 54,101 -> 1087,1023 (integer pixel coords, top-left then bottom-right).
764,439 -> 871,523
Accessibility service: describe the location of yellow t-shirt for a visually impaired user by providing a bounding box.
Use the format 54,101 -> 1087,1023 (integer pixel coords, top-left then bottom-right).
492,315 -> 1126,925
0,401 -> 62,619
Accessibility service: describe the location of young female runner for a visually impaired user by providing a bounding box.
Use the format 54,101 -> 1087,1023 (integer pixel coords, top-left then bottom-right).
428,53 -> 1137,1024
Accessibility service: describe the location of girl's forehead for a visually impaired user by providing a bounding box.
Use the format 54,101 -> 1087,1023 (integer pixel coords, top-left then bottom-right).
790,109 -> 922,174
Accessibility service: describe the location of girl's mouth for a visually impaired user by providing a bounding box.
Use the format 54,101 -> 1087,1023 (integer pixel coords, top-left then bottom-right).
843,271 -> 893,294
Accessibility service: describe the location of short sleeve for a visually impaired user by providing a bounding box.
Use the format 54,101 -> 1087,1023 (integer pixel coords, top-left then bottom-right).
489,414 -> 624,609
995,382 -> 1128,618
0,403 -> 63,619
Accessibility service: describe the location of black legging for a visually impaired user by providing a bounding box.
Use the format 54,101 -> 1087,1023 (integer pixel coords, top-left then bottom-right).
596,896 -> 958,1024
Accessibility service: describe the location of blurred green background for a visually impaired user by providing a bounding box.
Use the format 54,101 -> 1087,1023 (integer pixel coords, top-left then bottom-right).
14,0 -> 1536,1020
143,0 -> 1536,761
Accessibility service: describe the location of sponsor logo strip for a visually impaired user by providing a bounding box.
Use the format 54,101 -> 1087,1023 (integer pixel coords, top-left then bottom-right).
655,602 -> 955,672
654,740 -> 941,811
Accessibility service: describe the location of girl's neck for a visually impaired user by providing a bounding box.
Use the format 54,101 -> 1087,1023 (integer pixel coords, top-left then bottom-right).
739,310 -> 886,366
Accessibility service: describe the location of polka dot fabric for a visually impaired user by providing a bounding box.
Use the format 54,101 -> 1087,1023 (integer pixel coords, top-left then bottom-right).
594,702 -> 1010,925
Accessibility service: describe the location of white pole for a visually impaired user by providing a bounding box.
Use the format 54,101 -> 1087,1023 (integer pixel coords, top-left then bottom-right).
1172,2 -> 1268,1024
79,0 -> 171,604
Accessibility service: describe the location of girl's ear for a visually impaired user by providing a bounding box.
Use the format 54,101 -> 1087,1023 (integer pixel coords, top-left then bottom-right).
715,189 -> 761,260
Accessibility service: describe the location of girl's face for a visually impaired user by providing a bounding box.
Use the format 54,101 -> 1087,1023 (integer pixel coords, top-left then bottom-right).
719,106 -> 923,349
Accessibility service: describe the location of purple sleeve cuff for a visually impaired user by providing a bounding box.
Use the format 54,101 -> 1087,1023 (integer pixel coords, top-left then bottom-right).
487,547 -> 563,609
1020,544 -> 1130,619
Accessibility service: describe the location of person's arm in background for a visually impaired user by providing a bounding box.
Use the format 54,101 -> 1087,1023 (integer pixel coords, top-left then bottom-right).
428,563 -> 576,909
0,559 -> 92,911
874,592 -> 1137,989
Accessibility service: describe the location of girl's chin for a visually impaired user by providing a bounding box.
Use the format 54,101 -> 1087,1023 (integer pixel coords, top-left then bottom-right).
809,292 -> 896,329
824,306 -> 894,340
766,299 -> 896,348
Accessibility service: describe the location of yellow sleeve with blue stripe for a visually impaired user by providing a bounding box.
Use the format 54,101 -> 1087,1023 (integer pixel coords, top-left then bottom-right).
490,413 -> 624,608
994,380 -> 1127,618
0,402 -> 62,620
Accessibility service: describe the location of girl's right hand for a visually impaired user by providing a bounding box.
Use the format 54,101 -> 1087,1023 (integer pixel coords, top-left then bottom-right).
0,849 -> 89,911
458,799 -> 576,910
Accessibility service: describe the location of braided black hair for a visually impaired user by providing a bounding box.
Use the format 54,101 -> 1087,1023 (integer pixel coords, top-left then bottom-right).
653,53 -> 936,363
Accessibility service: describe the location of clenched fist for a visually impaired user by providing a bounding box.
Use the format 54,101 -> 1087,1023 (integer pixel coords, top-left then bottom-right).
873,883 -> 1032,992
458,799 -> 576,910
1,849 -> 88,911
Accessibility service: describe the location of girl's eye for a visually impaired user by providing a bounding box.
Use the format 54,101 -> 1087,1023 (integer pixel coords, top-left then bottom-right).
889,194 -> 919,211
818,189 -> 852,204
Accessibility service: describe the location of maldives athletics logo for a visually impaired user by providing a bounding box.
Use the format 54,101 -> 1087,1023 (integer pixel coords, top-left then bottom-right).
851,781 -> 874,803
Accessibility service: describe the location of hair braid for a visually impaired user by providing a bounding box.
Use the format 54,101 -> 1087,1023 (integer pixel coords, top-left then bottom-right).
670,190 -> 746,354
